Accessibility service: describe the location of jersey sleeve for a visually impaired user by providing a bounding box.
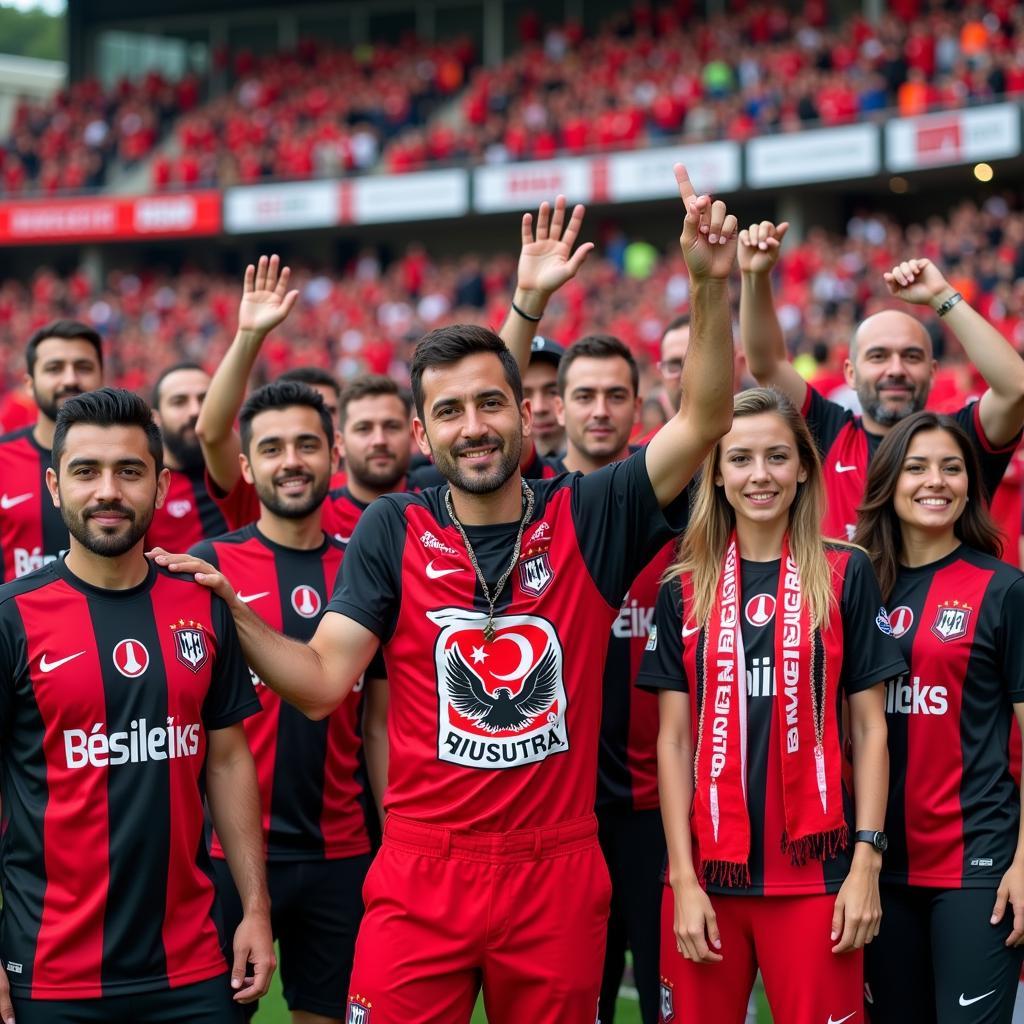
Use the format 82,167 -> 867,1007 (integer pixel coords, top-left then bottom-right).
187,538 -> 219,569
325,496 -> 404,642
954,401 -> 1021,503
570,448 -> 689,608
204,470 -> 260,531
636,577 -> 689,694
0,601 -> 23,736
998,577 -> 1024,703
203,595 -> 262,730
838,548 -> 908,695
802,385 -> 855,459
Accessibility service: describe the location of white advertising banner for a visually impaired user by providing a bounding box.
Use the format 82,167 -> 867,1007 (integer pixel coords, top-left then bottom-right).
747,124 -> 880,187
224,181 -> 338,234
885,103 -> 1021,171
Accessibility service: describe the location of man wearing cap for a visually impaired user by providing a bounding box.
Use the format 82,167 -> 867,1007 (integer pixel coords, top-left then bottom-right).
525,336 -> 567,458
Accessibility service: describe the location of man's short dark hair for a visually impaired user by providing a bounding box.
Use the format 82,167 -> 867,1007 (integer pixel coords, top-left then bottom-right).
27,319 -> 103,375
662,314 -> 690,339
52,387 -> 163,474
557,334 -> 639,397
151,361 -> 207,407
409,325 -> 522,420
239,380 -> 334,455
338,374 -> 412,429
278,366 -> 341,400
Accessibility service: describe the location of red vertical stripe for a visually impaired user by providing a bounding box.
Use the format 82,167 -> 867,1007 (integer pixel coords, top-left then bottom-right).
148,580 -> 225,985
905,563 -> 992,885
18,583 -> 108,998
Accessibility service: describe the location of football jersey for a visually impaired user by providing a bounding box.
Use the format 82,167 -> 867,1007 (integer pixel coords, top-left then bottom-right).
638,547 -> 906,896
147,465 -> 231,552
0,560 -> 259,998
803,388 -> 1018,542
0,427 -> 67,582
192,525 -> 372,861
881,545 -> 1024,888
327,449 -> 688,831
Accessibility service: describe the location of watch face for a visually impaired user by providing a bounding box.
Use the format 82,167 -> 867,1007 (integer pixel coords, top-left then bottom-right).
874,831 -> 889,853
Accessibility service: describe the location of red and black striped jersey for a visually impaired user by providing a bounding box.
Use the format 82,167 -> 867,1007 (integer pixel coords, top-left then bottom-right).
882,545 -> 1024,889
326,486 -> 371,545
147,466 -> 231,552
638,547 -> 906,896
803,388 -> 1018,542
0,427 -> 67,582
327,449 -> 687,831
0,560 -> 258,999
191,525 -> 372,861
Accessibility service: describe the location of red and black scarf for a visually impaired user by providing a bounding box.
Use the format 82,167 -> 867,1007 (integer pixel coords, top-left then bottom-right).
690,532 -> 847,886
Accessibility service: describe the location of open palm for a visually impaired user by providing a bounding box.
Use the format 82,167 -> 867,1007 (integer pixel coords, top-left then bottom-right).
238,254 -> 299,334
517,196 -> 594,296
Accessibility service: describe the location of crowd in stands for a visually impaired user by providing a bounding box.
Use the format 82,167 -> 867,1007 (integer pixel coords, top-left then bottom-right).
0,192 -> 1021,432
1,72 -> 200,196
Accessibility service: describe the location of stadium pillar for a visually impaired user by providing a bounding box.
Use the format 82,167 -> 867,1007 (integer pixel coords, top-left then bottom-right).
864,0 -> 884,22
483,0 -> 504,66
79,247 -> 106,292
777,193 -> 844,245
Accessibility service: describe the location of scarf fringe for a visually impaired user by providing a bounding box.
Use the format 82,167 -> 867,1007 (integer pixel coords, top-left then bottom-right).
780,824 -> 849,867
700,859 -> 752,889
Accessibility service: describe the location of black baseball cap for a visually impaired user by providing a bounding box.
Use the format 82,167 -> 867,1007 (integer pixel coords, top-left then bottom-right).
529,336 -> 566,367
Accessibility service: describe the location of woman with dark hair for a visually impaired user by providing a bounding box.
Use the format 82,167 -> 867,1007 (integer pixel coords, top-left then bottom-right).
639,387 -> 905,1024
853,409 -> 1024,1023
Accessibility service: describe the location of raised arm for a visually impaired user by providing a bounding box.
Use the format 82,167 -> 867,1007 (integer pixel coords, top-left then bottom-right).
152,548 -> 378,719
645,164 -> 736,508
737,219 -> 807,408
884,257 -> 1024,447
196,254 -> 299,491
499,196 -> 594,376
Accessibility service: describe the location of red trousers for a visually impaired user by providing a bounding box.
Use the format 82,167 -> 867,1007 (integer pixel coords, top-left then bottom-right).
347,814 -> 611,1024
659,884 -> 864,1024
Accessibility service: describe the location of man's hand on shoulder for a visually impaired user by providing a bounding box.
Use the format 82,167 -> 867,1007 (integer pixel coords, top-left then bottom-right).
147,547 -> 239,611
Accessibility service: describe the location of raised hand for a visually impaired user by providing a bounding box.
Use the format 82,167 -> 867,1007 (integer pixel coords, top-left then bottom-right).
675,164 -> 738,282
516,195 -> 595,299
883,257 -> 953,307
738,220 -> 790,275
238,254 -> 300,336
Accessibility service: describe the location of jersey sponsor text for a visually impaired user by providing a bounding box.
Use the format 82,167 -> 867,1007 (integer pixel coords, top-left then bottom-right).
63,716 -> 202,769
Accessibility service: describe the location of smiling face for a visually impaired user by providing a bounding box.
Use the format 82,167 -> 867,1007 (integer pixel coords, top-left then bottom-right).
28,338 -> 103,423
48,423 -> 168,557
715,412 -> 808,527
845,311 -> 935,430
241,405 -> 334,520
558,354 -> 639,466
412,351 -> 529,495
893,427 -> 968,538
340,392 -> 411,492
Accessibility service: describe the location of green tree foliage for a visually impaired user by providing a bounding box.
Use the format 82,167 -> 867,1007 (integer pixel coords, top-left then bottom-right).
0,4 -> 64,62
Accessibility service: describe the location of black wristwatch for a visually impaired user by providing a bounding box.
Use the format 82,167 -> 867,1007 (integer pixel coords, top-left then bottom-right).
854,829 -> 888,853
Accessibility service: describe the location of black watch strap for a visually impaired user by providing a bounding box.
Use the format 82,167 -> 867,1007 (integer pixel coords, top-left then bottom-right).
854,829 -> 887,852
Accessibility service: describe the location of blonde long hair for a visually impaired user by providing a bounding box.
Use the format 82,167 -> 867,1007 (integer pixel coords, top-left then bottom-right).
667,388 -> 841,629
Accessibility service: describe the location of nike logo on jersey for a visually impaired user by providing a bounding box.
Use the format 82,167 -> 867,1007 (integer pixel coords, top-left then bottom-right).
833,462 -> 858,474
0,492 -> 33,509
237,592 -> 269,604
40,651 -> 86,673
827,1014 -> 857,1024
681,623 -> 701,638
959,991 -> 996,1007
426,559 -> 464,579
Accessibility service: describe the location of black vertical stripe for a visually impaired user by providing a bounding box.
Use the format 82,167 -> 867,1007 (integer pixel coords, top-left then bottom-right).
33,439 -> 69,562
883,614 -> 915,884
2,600 -> 48,991
596,637 -> 633,808
268,546 -> 329,856
188,468 -> 228,541
90,595 -> 170,990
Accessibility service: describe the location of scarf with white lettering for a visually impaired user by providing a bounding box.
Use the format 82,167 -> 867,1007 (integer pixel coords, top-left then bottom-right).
692,532 -> 847,887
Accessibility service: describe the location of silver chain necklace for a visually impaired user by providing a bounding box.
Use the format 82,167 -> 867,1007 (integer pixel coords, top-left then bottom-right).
443,482 -> 536,642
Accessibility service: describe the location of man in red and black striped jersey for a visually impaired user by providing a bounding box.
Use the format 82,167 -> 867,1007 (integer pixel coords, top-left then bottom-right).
191,380 -> 373,1024
0,388 -> 271,1024
553,334 -> 679,1024
740,226 -> 1024,541
155,173 -> 737,1023
147,362 -> 234,551
0,320 -> 103,582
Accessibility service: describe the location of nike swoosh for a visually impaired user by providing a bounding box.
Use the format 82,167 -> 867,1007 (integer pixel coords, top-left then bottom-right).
237,592 -> 269,604
682,624 -> 701,638
828,1014 -> 857,1024
959,991 -> 996,1007
426,560 -> 463,580
0,493 -> 33,510
40,651 -> 86,673
834,462 -> 858,474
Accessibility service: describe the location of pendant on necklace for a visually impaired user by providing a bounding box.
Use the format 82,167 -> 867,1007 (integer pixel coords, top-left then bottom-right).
483,619 -> 496,643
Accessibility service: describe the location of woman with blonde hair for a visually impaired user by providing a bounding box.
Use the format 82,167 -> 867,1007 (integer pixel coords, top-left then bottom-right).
638,387 -> 905,1024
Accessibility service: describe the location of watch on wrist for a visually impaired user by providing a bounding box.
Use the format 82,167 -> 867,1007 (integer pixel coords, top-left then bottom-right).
854,829 -> 888,853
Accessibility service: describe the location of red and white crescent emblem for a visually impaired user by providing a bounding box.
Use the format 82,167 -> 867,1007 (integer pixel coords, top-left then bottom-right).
888,606 -> 914,639
745,593 -> 776,627
291,585 -> 322,619
113,639 -> 149,678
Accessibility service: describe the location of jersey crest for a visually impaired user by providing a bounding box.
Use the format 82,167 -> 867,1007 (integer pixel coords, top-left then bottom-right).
519,552 -> 553,596
429,608 -> 568,769
931,601 -> 972,643
171,621 -> 209,674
